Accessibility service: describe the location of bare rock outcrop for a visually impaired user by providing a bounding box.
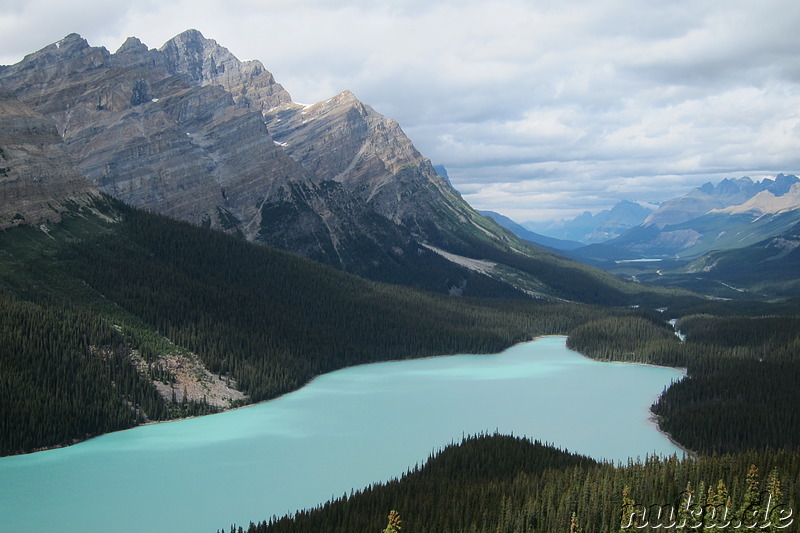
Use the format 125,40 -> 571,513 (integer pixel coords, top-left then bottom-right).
0,30 -> 561,298
0,90 -> 97,229
160,29 -> 292,113
0,30 -> 311,236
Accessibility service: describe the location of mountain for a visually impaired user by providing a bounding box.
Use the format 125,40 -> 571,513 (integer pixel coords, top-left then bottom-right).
0,32 -> 304,235
712,181 -> 800,216
643,175 -> 798,228
0,89 -> 98,229
526,200 -> 652,244
0,30 -> 642,303
676,219 -> 800,298
571,175 -> 800,263
478,211 -> 583,250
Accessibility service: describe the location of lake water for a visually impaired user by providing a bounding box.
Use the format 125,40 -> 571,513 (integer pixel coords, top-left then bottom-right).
0,336 -> 684,533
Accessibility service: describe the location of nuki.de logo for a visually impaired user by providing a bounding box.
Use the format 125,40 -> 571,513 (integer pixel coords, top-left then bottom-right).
620,466 -> 794,530
621,490 -> 793,529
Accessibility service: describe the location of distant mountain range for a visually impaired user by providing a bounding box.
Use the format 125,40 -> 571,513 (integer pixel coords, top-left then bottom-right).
478,211 -> 583,250
485,174 -> 800,298
523,200 -> 654,244
569,174 -> 800,298
570,174 -> 800,263
0,29 -> 648,304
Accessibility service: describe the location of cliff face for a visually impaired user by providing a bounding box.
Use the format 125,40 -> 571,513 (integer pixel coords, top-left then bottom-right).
0,32 -> 313,236
0,89 -> 97,229
159,29 -> 292,114
0,31 -> 499,263
266,90 -> 469,232
0,30 -> 630,301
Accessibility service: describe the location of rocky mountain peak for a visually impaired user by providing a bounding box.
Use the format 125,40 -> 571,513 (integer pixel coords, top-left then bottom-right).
56,33 -> 91,53
116,36 -> 149,55
159,29 -> 217,83
3,33 -> 110,88
768,173 -> 799,196
716,182 -> 800,216
331,89 -> 360,105
159,29 -> 292,113
644,175 -> 781,227
266,88 -> 430,187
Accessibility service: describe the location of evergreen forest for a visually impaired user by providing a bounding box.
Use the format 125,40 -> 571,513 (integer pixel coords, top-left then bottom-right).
1,198 -> 798,533
226,434 -> 799,533
0,198 -> 629,454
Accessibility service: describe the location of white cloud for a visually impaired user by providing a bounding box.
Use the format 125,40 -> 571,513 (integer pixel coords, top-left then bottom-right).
1,0 -> 798,223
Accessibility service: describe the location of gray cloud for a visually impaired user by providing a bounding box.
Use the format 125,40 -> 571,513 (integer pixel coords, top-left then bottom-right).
1,0 -> 798,222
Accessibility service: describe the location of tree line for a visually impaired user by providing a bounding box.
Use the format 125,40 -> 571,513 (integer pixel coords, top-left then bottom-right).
222,434 -> 799,533
0,200 -> 618,454
566,311 -> 800,454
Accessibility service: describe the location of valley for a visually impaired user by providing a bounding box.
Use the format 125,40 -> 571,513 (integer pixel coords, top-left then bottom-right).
1,27 -> 799,533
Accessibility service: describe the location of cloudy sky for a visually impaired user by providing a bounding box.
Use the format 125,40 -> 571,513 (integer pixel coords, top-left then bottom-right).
2,0 -> 799,222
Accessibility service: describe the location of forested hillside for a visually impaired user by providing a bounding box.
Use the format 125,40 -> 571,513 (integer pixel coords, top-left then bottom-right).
227,302 -> 800,532
566,312 -> 800,454
226,434 -> 799,533
4,198 -> 799,462
1,198 -> 645,455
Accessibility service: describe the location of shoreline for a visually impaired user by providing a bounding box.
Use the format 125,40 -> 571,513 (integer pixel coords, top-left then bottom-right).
647,413 -> 698,459
5,334 -> 693,459
7,338 -> 542,457
563,341 -> 693,459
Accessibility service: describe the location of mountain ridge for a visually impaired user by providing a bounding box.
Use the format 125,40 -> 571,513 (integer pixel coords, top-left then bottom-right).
566,174 -> 800,264
525,200 -> 653,244
478,210 -> 583,250
0,29 -> 645,303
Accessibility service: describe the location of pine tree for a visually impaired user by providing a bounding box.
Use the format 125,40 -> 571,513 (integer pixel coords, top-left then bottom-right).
619,486 -> 640,531
569,511 -> 581,533
705,480 -> 731,531
763,468 -> 788,533
383,510 -> 402,533
737,464 -> 761,529
676,481 -> 701,530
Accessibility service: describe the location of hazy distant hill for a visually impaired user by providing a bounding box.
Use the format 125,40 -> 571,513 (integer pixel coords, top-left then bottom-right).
570,175 -> 800,263
478,210 -> 583,250
525,200 -> 653,244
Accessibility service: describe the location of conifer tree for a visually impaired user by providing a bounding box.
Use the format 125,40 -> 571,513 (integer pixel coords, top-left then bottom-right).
676,481 -> 701,530
738,464 -> 761,529
705,480 -> 731,531
569,511 -> 581,533
382,510 -> 402,533
763,468 -> 787,533
619,486 -> 640,531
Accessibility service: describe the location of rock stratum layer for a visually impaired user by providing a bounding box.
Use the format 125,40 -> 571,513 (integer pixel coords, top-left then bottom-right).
0,89 -> 97,229
0,30 -> 632,302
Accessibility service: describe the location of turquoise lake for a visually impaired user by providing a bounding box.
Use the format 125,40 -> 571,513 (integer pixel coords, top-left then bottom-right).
0,336 -> 685,532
